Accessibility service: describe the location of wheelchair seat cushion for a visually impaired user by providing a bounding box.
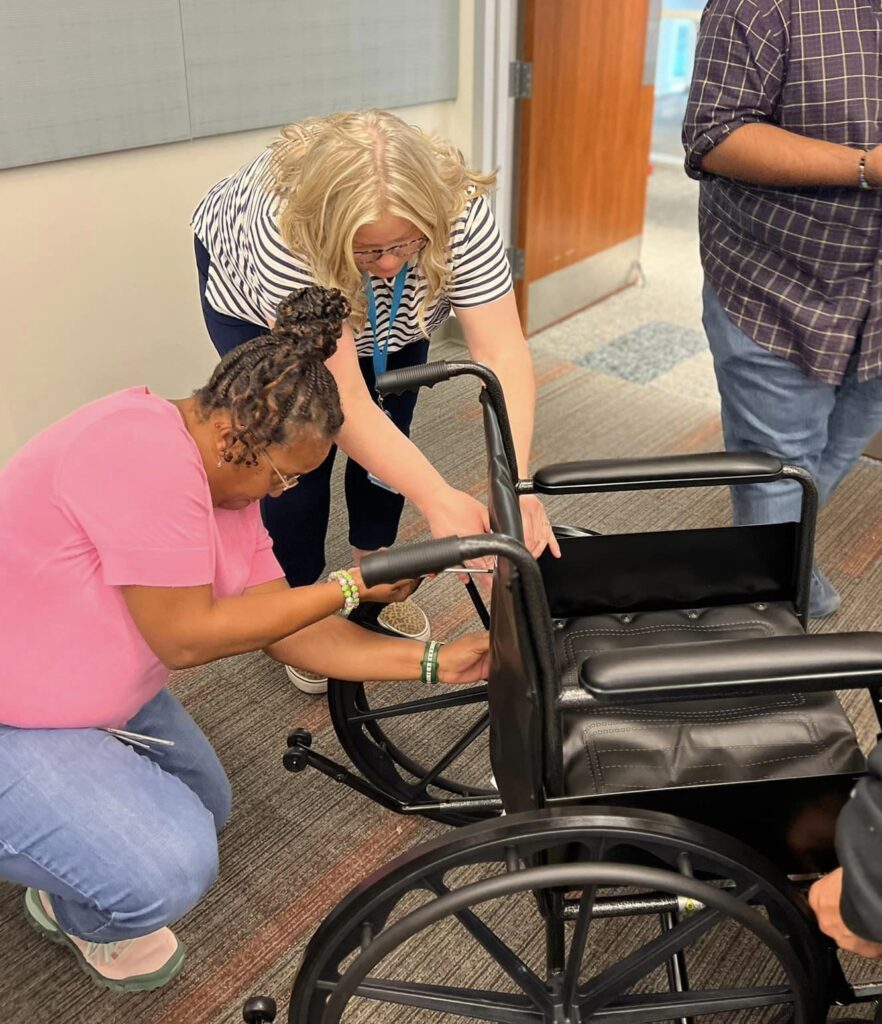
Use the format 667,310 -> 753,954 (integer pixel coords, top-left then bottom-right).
555,602 -> 865,796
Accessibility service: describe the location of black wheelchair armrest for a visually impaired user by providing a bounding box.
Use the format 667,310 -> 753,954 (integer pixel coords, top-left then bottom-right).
533,451 -> 785,494
579,632 -> 882,704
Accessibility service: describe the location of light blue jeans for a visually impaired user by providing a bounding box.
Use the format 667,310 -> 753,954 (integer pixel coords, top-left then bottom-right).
703,280 -> 882,525
0,688 -> 231,942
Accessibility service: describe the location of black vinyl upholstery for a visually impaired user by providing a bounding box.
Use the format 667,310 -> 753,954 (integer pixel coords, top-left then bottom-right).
556,602 -> 865,796
533,451 -> 784,493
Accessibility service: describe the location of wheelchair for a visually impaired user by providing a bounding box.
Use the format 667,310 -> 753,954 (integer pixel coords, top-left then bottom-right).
246,361 -> 882,1023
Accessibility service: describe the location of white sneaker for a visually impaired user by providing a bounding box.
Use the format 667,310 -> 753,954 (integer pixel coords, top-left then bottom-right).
377,600 -> 431,641
284,665 -> 328,695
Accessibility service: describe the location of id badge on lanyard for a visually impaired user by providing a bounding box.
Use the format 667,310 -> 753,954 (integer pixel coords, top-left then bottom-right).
365,263 -> 408,494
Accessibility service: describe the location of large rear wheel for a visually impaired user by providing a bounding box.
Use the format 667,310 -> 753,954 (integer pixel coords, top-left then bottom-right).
289,808 -> 828,1023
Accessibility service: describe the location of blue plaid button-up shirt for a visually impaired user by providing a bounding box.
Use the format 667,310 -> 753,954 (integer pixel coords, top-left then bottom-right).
683,0 -> 882,384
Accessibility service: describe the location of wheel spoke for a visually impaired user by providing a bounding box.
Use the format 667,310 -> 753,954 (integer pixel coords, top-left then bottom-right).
588,985 -> 794,1023
561,840 -> 607,1010
317,977 -> 543,1023
561,883 -> 598,1011
578,884 -> 760,1015
410,712 -> 491,798
578,906 -> 722,1014
427,875 -> 550,1011
348,686 -> 489,724
660,910 -> 691,1024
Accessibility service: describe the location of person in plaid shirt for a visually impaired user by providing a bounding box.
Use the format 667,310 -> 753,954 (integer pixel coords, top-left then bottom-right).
683,0 -> 882,617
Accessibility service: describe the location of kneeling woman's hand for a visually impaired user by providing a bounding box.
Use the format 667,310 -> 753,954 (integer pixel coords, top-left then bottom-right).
437,632 -> 490,685
349,568 -> 417,606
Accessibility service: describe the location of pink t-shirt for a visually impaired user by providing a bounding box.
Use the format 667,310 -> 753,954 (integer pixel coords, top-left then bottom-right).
0,388 -> 284,729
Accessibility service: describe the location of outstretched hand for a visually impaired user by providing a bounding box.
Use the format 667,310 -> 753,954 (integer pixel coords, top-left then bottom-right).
437,632 -> 490,685
349,568 -> 417,606
808,868 -> 882,958
422,486 -> 493,578
519,494 -> 560,559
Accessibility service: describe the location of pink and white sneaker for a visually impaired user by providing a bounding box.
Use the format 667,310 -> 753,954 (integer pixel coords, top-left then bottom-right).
24,887 -> 185,992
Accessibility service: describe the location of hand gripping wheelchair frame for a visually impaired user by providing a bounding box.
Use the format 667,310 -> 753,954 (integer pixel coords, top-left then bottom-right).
246,361 -> 882,1024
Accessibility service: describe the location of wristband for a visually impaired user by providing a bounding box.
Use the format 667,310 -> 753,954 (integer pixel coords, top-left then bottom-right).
420,639 -> 444,684
859,153 -> 876,191
328,569 -> 360,616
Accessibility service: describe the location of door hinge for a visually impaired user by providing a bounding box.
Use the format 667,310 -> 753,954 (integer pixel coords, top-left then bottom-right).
506,247 -> 526,280
509,60 -> 533,99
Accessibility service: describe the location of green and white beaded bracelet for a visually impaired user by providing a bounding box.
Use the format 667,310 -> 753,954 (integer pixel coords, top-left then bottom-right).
328,569 -> 360,616
420,639 -> 444,685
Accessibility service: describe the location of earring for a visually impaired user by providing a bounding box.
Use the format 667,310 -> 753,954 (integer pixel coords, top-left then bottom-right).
216,456 -> 224,468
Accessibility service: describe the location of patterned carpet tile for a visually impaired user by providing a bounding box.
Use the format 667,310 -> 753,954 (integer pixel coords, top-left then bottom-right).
577,320 -> 708,385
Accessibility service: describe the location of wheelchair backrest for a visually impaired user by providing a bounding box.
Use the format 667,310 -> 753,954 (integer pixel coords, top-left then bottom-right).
482,394 -> 562,811
538,522 -> 802,615
481,390 -> 523,542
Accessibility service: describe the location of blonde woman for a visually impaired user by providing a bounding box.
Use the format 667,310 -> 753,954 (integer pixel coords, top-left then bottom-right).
192,110 -> 558,692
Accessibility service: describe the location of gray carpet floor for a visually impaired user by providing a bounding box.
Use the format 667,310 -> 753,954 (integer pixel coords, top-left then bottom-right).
5,168 -> 882,1021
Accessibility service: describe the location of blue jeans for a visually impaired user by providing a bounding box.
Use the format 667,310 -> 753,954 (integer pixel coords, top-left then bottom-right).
702,280 -> 882,526
194,235 -> 430,585
0,688 -> 230,942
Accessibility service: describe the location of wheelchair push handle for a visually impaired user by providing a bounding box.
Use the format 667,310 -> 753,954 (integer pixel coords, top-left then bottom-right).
360,533 -> 539,587
377,359 -> 521,483
376,360 -> 453,397
360,536 -> 476,587
376,358 -> 511,399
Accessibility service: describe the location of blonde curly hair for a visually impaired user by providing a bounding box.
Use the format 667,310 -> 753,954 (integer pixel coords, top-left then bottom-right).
266,109 -> 497,333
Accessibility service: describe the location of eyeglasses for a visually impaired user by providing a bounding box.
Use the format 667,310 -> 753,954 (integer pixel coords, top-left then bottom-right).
263,451 -> 300,493
353,236 -> 428,269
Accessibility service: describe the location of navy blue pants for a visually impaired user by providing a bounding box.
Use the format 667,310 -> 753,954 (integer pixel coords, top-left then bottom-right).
195,236 -> 429,585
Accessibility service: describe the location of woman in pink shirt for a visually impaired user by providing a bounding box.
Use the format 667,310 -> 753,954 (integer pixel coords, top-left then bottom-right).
0,287 -> 488,992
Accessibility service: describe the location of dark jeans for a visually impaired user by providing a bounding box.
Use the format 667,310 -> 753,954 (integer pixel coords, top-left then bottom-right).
195,236 -> 429,585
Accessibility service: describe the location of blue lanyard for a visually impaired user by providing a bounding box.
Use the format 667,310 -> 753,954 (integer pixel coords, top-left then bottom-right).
364,263 -> 408,382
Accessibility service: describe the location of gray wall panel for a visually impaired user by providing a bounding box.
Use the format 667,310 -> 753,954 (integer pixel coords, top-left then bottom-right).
0,0 -> 458,169
0,0 -> 190,168
181,0 -> 459,138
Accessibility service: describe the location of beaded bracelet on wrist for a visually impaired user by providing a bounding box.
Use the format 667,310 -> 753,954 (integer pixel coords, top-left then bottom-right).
328,569 -> 360,616
859,153 -> 877,191
420,639 -> 444,685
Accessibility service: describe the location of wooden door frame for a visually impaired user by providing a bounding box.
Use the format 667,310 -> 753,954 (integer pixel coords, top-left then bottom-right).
509,1 -> 660,334
472,0 -> 519,246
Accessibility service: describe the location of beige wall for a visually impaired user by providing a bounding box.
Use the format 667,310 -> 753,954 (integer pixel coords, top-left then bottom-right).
0,2 -> 475,465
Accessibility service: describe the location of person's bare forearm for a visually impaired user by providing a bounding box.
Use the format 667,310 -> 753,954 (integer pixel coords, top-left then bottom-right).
457,292 -> 538,480
199,585 -> 346,659
702,123 -> 877,188
266,615 -> 423,679
335,394 -> 454,510
131,582 -> 345,669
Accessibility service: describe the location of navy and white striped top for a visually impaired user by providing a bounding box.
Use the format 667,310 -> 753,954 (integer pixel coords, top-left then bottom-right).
192,149 -> 513,358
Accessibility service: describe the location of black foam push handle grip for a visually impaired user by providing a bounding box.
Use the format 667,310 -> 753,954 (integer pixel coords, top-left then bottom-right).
360,536 -> 468,586
376,360 -> 452,397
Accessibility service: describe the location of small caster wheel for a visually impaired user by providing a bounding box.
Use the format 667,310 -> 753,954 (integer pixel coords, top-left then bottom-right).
287,727 -> 312,748
283,746 -> 310,773
243,994 -> 277,1023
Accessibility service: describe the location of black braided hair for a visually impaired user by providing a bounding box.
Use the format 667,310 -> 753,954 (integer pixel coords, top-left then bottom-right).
194,286 -> 349,465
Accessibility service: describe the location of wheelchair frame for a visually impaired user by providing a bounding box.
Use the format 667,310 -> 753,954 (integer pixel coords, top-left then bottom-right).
247,361 -> 882,1024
